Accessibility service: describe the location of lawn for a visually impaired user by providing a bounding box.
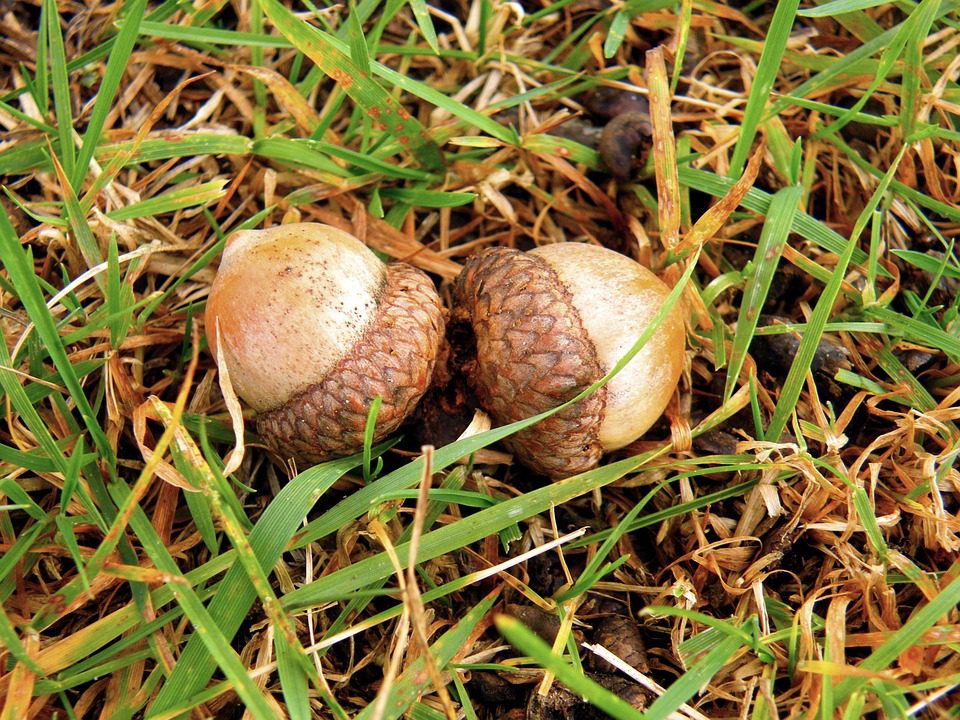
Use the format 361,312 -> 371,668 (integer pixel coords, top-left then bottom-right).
1,0 -> 959,718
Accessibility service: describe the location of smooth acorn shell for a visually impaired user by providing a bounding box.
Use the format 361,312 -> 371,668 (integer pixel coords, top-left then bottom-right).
530,243 -> 685,451
453,243 -> 684,478
206,223 -> 444,464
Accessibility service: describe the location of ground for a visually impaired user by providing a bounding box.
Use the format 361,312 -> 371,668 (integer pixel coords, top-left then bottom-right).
1,1 -> 959,718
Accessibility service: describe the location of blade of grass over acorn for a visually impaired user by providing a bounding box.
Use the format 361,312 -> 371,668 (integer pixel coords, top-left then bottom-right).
1,1 -> 960,719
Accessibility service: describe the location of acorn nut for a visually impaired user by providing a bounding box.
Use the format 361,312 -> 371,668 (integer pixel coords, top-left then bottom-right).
452,243 -> 684,478
205,223 -> 444,465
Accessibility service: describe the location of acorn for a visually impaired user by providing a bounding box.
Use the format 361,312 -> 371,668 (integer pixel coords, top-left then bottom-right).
205,223 -> 444,464
452,243 -> 684,478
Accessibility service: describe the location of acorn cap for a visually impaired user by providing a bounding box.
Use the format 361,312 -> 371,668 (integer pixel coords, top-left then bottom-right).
453,247 -> 607,478
206,223 -> 444,464
453,243 -> 684,478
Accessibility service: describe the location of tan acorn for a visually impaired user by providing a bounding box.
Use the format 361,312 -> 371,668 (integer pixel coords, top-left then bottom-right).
452,242 -> 684,478
205,223 -> 444,464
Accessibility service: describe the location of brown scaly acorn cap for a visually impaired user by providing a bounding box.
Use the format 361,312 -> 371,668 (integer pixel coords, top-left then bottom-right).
453,247 -> 607,478
453,243 -> 685,479
206,223 -> 444,465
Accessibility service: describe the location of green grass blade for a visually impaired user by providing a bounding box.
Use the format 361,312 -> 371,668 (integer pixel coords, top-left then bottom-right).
865,307 -> 960,365
51,556 -> 232,679
571,478 -> 758,549
0,478 -> 45,521
765,147 -> 906,441
0,211 -> 117,514
302,140 -> 435,179
183,489 -> 218,554
724,185 -> 803,401
186,0 -> 233,26
0,96 -> 56,134
283,452 -> 662,608
275,638 -> 310,720
678,167 -> 870,268
603,8 -> 631,59
0,603 -> 45,676
452,673 -> 479,720
261,0 -> 445,170
900,0 -> 939,140
362,395 -> 384,483
813,0 -> 920,143
347,2 -> 372,75
799,0 -> 895,16
0,139 -> 53,176
302,469 -> 468,658
34,2 -> 49,116
728,0 -> 800,176
834,568 -> 960,703
45,0 -> 75,181
251,137 -> 353,178
555,491 -> 652,602
364,0 -> 408,53
106,179 -> 227,221
834,131 -> 960,223
71,0 -> 147,188
96,133 -> 254,166
378,488 -> 496,508
671,0 -> 694,91
249,0 -> 268,138
767,7 -> 946,125
105,233 -> 132,348
355,593 -> 498,720
156,401 -> 331,719
890,249 -> 960,279
54,515 -> 92,593
852,484 -> 887,559
316,31 -> 518,144
111,485 -> 279,720
495,615 -> 645,720
51,155 -> 105,278
136,220 -> 234,326
138,19 -> 291,47
0,521 -> 49,588
0,442 -> 78,474
148,455 -> 366,713
35,648 -> 156,695
0,339 -> 71,481
644,628 -> 748,719
31,380 -> 207,632
408,0 -> 440,54
380,187 -> 477,207
0,1 -> 193,106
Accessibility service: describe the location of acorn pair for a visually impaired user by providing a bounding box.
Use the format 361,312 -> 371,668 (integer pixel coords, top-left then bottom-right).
205,223 -> 684,478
